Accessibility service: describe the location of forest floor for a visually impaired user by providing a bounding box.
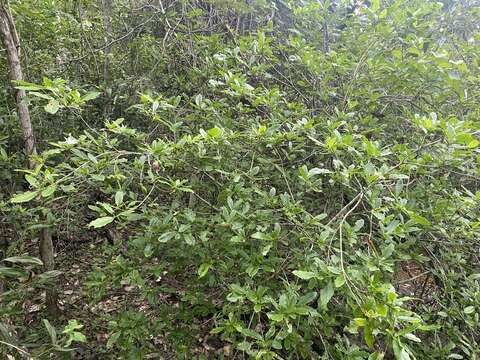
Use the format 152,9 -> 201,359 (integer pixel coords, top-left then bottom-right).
30,237 -> 227,358
21,233 -> 438,359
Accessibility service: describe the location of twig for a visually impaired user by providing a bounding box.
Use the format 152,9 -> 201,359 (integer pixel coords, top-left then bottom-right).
326,192 -> 363,226
0,339 -> 32,358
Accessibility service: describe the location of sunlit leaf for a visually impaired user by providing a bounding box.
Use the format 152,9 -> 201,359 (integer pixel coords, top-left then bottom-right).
3,256 -> 43,266
88,216 -> 114,228
11,191 -> 38,203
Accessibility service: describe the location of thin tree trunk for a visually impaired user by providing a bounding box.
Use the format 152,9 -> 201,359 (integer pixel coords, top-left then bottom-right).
319,0 -> 329,53
101,0 -> 113,117
0,3 -> 37,168
40,227 -> 59,316
0,2 -> 59,316
101,0 -> 112,84
322,20 -> 329,52
188,174 -> 198,209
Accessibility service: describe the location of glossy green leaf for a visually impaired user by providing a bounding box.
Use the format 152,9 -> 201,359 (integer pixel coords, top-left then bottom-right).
44,100 -> 60,114
11,191 -> 38,203
293,270 -> 316,280
41,185 -> 57,198
114,190 -> 124,206
197,263 -> 211,278
82,91 -> 101,101
320,281 -> 334,308
88,216 -> 114,228
3,256 -> 43,266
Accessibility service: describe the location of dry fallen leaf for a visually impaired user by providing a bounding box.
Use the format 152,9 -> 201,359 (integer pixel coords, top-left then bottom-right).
223,345 -> 232,357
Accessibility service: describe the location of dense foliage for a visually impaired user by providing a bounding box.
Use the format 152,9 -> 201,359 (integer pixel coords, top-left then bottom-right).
1,0 -> 479,359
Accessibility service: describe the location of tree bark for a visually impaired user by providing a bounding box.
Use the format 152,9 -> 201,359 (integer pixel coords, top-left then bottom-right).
40,227 -> 59,316
0,2 -> 59,316
322,20 -> 329,53
101,0 -> 113,117
321,0 -> 329,53
0,3 -> 37,168
101,0 -> 112,84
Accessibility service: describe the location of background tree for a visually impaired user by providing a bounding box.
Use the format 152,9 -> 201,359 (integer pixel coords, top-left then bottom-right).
0,0 -> 58,317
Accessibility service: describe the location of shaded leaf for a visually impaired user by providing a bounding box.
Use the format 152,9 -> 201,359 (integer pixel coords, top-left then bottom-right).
320,281 -> 334,308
